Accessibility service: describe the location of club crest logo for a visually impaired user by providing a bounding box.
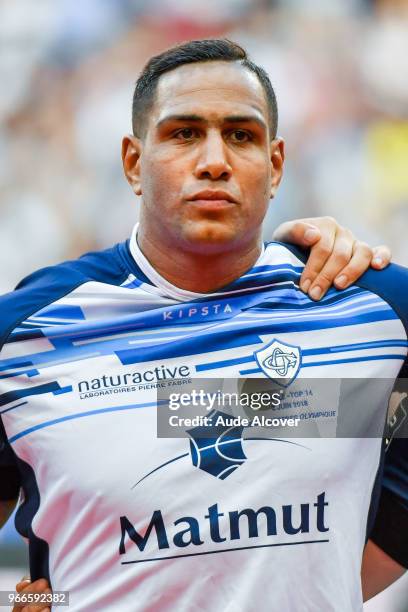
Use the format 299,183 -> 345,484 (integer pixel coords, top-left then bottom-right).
131,406 -> 309,488
187,411 -> 247,480
254,339 -> 301,387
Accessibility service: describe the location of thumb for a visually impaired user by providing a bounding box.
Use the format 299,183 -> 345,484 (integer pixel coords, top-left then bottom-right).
272,221 -> 321,247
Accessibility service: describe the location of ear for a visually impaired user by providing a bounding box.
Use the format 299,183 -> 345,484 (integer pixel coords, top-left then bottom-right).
269,138 -> 285,199
122,135 -> 142,196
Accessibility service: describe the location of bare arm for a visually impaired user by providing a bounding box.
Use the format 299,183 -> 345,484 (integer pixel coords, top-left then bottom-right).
362,539 -> 406,601
0,496 -> 18,529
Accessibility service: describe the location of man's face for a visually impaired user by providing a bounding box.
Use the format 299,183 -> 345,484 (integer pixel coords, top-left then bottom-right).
123,61 -> 284,254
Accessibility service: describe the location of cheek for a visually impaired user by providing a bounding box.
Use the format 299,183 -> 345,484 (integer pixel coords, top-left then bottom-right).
141,156 -> 184,203
241,160 -> 271,206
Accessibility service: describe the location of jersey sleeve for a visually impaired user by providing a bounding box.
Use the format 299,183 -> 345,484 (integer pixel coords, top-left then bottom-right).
0,245 -> 128,501
370,362 -> 408,568
356,264 -> 408,567
0,416 -> 21,501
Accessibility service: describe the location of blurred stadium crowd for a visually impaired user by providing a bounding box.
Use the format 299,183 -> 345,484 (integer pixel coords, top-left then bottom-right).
0,0 -> 407,294
1,0 -> 408,609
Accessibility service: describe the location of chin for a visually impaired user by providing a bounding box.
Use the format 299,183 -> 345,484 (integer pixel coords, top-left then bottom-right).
179,220 -> 244,254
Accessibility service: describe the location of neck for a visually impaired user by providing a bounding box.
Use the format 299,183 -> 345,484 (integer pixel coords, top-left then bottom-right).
136,226 -> 262,293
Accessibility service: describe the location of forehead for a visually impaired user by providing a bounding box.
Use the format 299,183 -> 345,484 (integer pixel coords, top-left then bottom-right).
151,61 -> 268,125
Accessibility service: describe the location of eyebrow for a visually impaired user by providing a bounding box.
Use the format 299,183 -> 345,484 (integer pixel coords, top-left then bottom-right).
156,113 -> 267,131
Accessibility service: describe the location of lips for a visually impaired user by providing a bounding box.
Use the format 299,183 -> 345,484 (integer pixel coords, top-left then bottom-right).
188,190 -> 238,204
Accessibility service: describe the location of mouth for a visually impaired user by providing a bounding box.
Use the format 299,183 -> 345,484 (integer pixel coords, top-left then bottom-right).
187,190 -> 238,209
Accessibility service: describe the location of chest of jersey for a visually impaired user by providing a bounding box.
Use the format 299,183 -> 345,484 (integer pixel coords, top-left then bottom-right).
1,238 -> 408,610
1,282 -> 404,518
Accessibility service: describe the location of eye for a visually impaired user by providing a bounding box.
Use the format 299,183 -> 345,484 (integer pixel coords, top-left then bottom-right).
230,130 -> 252,143
174,128 -> 197,141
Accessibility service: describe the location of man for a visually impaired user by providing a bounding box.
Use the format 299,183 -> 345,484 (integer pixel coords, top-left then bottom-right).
1,39 -> 407,611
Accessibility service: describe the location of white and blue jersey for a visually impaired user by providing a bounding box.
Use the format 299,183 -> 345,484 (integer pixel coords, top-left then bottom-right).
0,225 -> 408,612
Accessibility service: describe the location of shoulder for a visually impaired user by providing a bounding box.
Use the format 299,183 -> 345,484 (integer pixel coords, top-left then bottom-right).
0,242 -> 130,349
266,244 -> 408,320
355,263 -> 408,333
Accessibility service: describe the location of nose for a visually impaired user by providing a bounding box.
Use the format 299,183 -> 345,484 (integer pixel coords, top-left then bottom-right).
194,130 -> 232,181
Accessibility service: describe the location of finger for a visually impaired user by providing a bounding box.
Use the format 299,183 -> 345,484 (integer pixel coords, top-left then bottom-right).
13,578 -> 31,612
272,221 -> 321,247
307,233 -> 353,300
24,603 -> 51,612
333,241 -> 373,290
15,578 -> 31,593
25,580 -> 50,592
15,602 -> 51,611
14,580 -> 51,612
300,227 -> 336,295
371,245 -> 391,270
26,599 -> 52,611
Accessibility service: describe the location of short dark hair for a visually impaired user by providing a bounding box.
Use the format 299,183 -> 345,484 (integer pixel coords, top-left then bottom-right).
132,38 -> 278,139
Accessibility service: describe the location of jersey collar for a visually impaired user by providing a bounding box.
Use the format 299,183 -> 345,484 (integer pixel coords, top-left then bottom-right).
128,223 -> 266,302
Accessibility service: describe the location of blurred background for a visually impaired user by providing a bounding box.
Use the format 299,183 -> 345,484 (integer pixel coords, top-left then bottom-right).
0,0 -> 407,609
